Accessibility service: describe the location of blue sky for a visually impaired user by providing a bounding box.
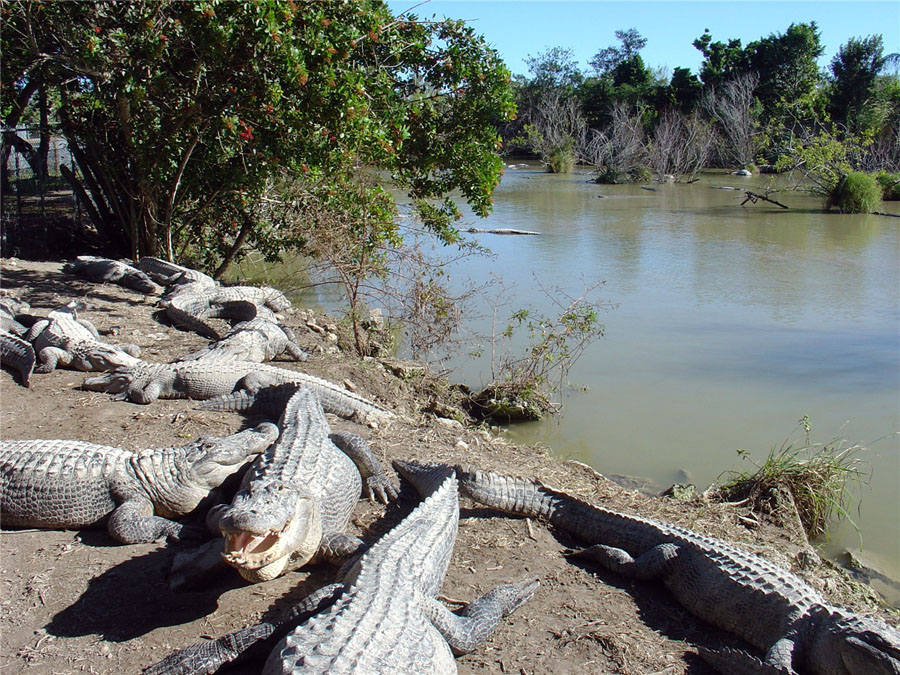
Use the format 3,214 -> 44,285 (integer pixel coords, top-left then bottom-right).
386,1 -> 900,77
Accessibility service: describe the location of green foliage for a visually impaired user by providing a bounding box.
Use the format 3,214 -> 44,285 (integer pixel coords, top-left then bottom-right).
827,171 -> 883,213
590,28 -> 647,76
716,430 -> 867,540
476,280 -> 610,420
875,171 -> 900,200
2,0 -> 514,269
828,35 -> 886,129
692,31 -> 747,87
523,46 -> 583,92
545,143 -> 576,174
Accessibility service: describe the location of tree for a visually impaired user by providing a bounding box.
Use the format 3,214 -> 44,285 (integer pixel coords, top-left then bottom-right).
648,109 -> 713,182
703,71 -> 760,169
519,90 -> 587,173
523,46 -> 584,92
828,35 -> 886,129
1,0 -> 515,271
590,28 -> 647,76
693,30 -> 747,87
659,67 -> 704,113
584,102 -> 647,183
746,22 -> 825,126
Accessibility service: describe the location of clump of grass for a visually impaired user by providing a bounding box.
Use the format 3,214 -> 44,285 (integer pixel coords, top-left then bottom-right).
715,429 -> 868,541
826,171 -> 882,213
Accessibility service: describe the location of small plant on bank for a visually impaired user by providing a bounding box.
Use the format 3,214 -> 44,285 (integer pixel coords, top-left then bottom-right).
714,424 -> 868,540
826,171 -> 883,213
467,279 -> 611,422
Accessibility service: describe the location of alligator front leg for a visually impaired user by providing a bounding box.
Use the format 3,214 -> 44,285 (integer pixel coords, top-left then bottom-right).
572,542 -> 683,581
317,531 -> 366,563
129,380 -> 165,404
330,431 -> 399,504
35,346 -> 71,373
422,578 -> 540,655
281,339 -> 309,362
107,498 -> 184,543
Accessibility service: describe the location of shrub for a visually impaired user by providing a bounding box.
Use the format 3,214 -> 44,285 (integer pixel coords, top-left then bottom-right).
593,165 -> 651,184
826,171 -> 882,213
875,170 -> 900,200
546,145 -> 576,174
629,165 -> 653,182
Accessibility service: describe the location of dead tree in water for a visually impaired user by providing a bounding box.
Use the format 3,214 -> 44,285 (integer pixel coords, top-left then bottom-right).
741,191 -> 789,209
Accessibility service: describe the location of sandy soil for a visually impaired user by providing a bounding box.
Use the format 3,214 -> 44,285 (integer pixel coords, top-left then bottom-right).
0,258 -> 894,675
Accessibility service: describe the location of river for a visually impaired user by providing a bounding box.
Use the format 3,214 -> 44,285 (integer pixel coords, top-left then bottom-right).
238,162 -> 900,601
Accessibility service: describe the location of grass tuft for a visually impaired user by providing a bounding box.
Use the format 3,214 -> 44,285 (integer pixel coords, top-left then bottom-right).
715,431 -> 869,541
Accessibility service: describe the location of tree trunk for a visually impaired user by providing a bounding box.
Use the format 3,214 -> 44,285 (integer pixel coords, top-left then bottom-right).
213,212 -> 254,279
37,72 -> 50,184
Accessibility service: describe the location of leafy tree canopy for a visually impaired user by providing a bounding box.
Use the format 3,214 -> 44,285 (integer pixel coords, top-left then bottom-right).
1,0 -> 515,272
590,28 -> 647,76
523,46 -> 583,92
829,35 -> 886,128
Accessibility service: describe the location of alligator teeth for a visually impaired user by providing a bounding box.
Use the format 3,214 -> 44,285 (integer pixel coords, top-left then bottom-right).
224,530 -> 282,562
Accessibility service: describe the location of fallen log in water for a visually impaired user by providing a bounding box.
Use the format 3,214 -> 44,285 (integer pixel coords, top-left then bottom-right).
465,227 -> 541,235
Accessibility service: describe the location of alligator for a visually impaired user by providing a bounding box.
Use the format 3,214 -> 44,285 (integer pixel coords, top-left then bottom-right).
146,460 -> 538,675
176,318 -> 308,363
63,255 -> 163,294
0,297 -> 30,336
172,387 -> 398,586
139,256 -> 217,289
453,466 -> 900,675
81,359 -> 396,424
25,301 -> 142,373
0,423 -> 278,544
161,284 -> 288,340
0,329 -> 35,387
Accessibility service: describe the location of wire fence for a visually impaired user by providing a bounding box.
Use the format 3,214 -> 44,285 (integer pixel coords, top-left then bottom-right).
1,126 -> 85,258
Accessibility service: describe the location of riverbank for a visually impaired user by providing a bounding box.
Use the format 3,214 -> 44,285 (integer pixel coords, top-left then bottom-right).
0,258 -> 894,674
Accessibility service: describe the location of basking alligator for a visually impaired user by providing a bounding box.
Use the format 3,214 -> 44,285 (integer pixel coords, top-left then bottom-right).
63,255 -> 162,294
0,330 -> 35,387
0,424 -> 278,544
139,257 -> 217,289
173,387 -> 398,585
25,301 -> 142,373
454,466 -> 900,675
147,461 -> 538,675
82,359 -> 396,424
177,318 -> 308,363
0,297 -> 30,336
162,284 -> 290,340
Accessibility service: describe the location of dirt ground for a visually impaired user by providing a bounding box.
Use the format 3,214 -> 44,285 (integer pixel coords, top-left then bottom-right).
0,258 -> 895,675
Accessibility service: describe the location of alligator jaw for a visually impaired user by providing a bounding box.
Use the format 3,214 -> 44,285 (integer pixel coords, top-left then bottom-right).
222,528 -> 286,568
